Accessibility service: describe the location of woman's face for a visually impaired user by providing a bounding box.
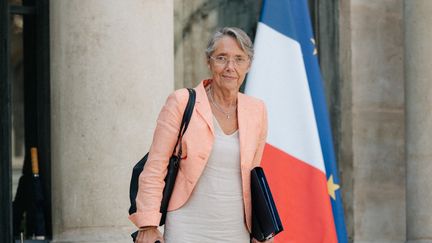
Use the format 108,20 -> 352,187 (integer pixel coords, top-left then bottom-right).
208,36 -> 250,92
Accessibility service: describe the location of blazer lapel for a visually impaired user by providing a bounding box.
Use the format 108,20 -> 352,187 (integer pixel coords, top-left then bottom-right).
237,93 -> 250,168
194,81 -> 214,136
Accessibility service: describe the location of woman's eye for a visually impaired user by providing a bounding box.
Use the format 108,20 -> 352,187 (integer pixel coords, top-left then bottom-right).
216,56 -> 226,61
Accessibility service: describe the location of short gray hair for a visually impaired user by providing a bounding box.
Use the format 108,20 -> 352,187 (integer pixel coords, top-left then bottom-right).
205,27 -> 254,60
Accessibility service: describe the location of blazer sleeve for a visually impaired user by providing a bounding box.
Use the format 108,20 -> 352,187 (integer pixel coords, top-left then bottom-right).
129,89 -> 188,228
252,101 -> 268,167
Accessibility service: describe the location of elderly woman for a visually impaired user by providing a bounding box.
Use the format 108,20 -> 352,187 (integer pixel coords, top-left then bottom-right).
130,27 -> 270,243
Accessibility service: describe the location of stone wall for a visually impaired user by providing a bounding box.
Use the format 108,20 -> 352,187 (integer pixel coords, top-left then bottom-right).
405,0 -> 432,242
341,0 -> 406,242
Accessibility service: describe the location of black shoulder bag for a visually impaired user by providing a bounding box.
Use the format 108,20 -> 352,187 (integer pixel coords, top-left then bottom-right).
129,88 -> 196,241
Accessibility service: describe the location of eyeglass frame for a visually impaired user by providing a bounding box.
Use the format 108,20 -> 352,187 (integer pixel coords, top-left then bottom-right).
209,55 -> 250,67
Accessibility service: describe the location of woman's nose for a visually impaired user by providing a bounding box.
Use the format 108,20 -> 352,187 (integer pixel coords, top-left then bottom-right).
225,59 -> 236,70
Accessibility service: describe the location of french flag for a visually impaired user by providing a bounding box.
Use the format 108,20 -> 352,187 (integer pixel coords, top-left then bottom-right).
245,0 -> 348,242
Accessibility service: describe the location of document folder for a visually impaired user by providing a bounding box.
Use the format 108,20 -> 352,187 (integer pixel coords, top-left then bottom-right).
251,167 -> 283,242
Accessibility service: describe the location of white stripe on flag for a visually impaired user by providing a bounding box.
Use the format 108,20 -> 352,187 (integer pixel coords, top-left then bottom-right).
246,23 -> 325,173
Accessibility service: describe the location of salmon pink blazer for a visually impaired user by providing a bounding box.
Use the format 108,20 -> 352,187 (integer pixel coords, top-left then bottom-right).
129,79 -> 268,232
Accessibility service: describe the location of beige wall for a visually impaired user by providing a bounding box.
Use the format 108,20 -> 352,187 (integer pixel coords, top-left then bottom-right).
50,1 -> 173,242
340,0 -> 406,242
405,0 -> 432,242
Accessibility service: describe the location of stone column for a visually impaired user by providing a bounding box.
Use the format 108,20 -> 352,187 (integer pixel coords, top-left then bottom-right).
50,1 -> 173,242
405,1 -> 432,242
349,1 -> 405,242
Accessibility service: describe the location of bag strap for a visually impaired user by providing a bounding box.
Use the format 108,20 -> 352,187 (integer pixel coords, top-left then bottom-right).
172,88 -> 196,156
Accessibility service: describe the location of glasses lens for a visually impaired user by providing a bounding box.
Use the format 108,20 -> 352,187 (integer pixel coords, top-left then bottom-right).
211,56 -> 248,67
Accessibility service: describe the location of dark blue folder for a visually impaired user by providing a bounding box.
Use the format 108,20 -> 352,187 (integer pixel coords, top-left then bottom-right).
251,167 -> 283,241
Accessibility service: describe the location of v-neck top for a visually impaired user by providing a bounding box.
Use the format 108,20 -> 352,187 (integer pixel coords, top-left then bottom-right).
212,114 -> 239,136
163,116 -> 249,242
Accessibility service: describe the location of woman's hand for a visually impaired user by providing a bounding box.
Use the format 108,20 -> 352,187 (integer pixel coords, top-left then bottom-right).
135,227 -> 164,243
252,237 -> 274,243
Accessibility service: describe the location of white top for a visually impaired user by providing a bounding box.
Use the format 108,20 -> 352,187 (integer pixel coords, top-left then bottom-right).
164,116 -> 250,243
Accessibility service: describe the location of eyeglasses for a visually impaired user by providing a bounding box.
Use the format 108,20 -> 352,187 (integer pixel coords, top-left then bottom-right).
210,55 -> 250,67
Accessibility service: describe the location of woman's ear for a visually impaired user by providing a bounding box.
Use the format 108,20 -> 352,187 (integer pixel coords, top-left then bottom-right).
206,57 -> 211,69
246,62 -> 252,73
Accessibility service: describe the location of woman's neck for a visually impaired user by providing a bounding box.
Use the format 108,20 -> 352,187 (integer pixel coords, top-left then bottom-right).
209,85 -> 237,108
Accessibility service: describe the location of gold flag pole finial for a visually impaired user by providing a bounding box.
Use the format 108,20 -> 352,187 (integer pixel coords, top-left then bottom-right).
30,147 -> 39,175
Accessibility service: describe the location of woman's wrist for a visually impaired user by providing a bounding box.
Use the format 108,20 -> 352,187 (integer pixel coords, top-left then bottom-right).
138,226 -> 157,231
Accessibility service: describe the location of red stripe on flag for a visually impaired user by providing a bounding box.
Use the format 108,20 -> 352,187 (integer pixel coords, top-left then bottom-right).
261,144 -> 337,243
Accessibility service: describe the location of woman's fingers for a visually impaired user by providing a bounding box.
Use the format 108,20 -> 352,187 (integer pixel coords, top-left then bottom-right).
135,228 -> 164,243
251,237 -> 274,243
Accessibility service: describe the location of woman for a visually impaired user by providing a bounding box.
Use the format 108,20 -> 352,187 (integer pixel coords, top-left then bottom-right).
129,27 -> 270,243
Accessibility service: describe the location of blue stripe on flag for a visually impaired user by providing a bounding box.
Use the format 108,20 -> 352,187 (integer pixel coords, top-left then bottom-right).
259,0 -> 297,40
259,0 -> 349,242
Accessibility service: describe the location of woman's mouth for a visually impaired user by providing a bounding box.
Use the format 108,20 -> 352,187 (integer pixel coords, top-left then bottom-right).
222,75 -> 237,80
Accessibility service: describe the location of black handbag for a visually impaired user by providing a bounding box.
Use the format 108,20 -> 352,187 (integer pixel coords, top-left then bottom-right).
251,166 -> 284,242
129,88 -> 196,241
